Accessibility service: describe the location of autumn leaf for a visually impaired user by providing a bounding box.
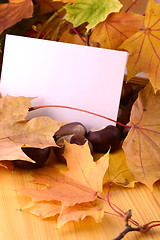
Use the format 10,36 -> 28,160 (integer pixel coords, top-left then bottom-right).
0,0 -> 34,34
0,95 -> 64,162
22,199 -> 104,228
0,95 -> 33,124
65,0 -> 122,32
36,0 -> 65,14
90,12 -> 144,49
57,200 -> 104,228
103,148 -> 137,188
55,0 -> 75,2
35,0 -> 75,15
20,142 -> 107,227
20,141 -> 109,209
59,28 -> 85,45
59,23 -> 87,45
119,0 -> 160,92
122,83 -> 160,189
22,200 -> 62,219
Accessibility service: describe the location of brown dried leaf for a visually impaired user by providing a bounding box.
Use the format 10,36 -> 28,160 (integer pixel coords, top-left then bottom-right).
0,0 -> 34,34
122,83 -> 160,189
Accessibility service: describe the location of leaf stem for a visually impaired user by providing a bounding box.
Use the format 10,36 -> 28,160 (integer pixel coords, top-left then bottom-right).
107,185 -> 124,217
29,105 -> 131,129
141,221 -> 160,232
97,185 -> 124,218
98,185 -> 140,228
125,0 -> 139,13
104,211 -> 122,218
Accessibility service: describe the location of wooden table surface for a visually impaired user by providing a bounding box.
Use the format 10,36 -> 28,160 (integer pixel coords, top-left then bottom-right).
0,166 -> 160,240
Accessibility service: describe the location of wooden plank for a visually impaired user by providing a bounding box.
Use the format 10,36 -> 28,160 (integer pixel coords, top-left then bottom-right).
0,167 -> 160,240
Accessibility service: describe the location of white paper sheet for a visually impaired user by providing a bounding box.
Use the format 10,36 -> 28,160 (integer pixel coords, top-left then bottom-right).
0,34 -> 128,130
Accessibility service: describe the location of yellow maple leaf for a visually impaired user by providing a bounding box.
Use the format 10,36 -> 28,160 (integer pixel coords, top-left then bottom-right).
103,148 -> 137,188
119,0 -> 160,92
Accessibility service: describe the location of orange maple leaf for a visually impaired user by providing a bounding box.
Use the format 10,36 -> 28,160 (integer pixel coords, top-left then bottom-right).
0,0 -> 34,34
90,12 -> 144,49
120,0 -> 160,92
57,200 -> 104,228
22,199 -> 103,228
122,83 -> 160,189
22,200 -> 62,219
20,141 -> 109,209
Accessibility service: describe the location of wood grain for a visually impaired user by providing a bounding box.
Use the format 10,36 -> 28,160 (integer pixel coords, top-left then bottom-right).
0,167 -> 160,240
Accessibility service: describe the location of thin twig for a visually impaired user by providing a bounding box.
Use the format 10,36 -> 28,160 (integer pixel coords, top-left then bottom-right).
113,210 -> 140,240
113,225 -> 140,240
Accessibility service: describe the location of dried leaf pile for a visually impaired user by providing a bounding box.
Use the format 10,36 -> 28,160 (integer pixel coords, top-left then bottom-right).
0,0 -> 160,238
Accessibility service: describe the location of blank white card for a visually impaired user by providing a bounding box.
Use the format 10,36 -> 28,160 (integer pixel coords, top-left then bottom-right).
0,35 -> 128,130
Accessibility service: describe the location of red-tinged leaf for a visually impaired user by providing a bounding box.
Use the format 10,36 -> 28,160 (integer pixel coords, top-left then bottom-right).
122,83 -> 160,189
0,0 -> 34,34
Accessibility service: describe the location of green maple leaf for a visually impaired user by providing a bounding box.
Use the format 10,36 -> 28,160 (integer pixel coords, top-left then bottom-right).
65,0 -> 122,32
